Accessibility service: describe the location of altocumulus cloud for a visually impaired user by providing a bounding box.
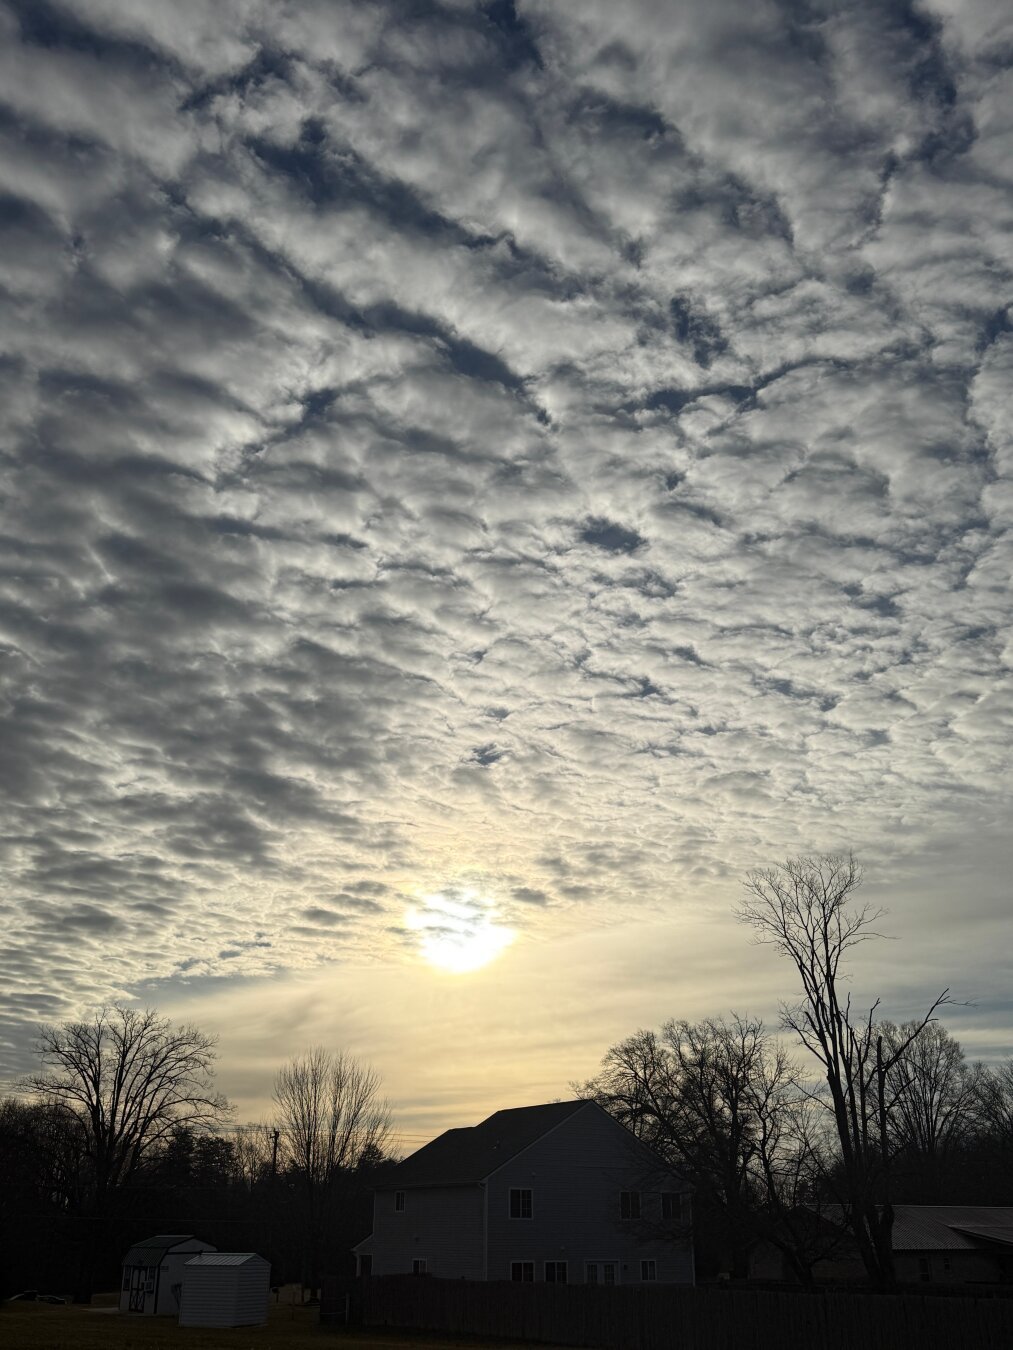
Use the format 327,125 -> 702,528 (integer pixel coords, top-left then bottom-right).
1,0 -> 1012,1068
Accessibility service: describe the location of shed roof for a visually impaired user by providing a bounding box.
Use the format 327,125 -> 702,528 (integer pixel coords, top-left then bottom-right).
382,1100 -> 589,1187
122,1235 -> 211,1266
185,1252 -> 266,1267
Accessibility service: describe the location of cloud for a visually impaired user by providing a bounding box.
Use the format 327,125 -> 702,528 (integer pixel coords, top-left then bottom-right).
0,0 -> 1011,1097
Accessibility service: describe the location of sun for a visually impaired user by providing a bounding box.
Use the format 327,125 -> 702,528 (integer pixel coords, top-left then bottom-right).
406,891 -> 515,974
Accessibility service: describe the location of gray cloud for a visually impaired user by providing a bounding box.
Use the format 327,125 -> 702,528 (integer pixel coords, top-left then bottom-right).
0,0 -> 1011,1081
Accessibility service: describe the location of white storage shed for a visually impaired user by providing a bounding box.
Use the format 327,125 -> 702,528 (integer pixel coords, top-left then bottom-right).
178,1251 -> 271,1328
120,1235 -> 217,1316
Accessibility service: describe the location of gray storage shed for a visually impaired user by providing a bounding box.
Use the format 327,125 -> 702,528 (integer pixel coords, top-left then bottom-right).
178,1251 -> 271,1328
120,1235 -> 216,1315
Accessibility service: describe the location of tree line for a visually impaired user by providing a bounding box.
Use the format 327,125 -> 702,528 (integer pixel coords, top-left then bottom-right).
0,1012 -> 392,1300
2,853 -> 1011,1298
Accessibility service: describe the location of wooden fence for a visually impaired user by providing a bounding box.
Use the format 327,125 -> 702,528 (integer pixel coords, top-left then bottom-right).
337,1274 -> 1013,1350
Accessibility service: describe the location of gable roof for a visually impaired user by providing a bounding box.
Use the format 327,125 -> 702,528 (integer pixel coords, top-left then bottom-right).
383,1100 -> 589,1187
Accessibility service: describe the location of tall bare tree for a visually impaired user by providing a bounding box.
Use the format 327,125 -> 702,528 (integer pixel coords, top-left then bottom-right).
577,1016 -> 832,1281
22,1004 -> 231,1212
739,853 -> 949,1284
273,1048 -> 391,1292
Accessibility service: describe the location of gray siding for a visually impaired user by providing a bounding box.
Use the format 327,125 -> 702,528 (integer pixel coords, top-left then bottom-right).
369,1184 -> 485,1278
486,1104 -> 693,1285
178,1259 -> 270,1327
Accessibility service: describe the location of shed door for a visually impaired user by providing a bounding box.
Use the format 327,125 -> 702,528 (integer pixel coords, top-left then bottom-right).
128,1267 -> 146,1312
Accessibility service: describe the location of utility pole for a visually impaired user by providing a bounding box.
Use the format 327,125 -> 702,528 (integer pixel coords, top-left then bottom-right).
269,1128 -> 280,1282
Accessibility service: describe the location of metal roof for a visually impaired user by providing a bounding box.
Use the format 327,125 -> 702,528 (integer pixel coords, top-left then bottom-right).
382,1100 -> 590,1187
819,1206 -> 1013,1251
121,1235 -> 211,1266
185,1252 -> 266,1266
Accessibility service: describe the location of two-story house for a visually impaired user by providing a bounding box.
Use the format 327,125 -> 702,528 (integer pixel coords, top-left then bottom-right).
354,1099 -> 694,1285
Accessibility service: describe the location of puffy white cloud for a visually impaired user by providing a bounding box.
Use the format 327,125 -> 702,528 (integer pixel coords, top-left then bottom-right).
0,0 -> 1011,1109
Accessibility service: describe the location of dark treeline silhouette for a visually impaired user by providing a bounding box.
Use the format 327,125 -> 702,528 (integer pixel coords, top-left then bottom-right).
0,1009 -> 393,1301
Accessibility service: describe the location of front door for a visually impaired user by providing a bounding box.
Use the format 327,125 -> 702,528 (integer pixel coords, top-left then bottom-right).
128,1267 -> 146,1312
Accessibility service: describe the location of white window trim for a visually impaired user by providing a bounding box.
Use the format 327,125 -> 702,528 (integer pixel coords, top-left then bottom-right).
508,1186 -> 534,1219
510,1259 -> 535,1283
411,1257 -> 427,1275
544,1260 -> 568,1284
640,1259 -> 657,1281
394,1190 -> 405,1212
585,1259 -> 620,1286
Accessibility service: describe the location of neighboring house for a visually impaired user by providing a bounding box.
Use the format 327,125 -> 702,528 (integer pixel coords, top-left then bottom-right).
119,1234 -> 216,1315
354,1099 -> 693,1285
748,1206 -> 1013,1285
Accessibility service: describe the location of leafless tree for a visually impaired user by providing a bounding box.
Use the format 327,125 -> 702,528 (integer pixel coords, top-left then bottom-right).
976,1058 -> 1013,1146
739,853 -> 949,1283
273,1047 -> 391,1292
577,1016 -> 833,1281
882,1020 -> 984,1185
229,1123 -> 277,1191
22,1004 -> 231,1211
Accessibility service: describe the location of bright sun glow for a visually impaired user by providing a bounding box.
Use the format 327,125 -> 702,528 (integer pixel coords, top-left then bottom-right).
405,891 -> 515,974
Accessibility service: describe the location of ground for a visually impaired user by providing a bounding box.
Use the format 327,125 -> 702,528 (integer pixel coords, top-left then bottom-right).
0,1294 -> 567,1350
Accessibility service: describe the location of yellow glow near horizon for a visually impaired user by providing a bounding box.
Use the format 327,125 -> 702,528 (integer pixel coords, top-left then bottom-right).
406,892 -> 515,974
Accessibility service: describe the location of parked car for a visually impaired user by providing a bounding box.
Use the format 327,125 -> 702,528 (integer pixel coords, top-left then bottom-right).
6,1290 -> 67,1304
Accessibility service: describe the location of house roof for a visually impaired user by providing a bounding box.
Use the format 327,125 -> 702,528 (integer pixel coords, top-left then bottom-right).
382,1100 -> 590,1187
121,1235 -> 212,1266
819,1206 -> 1013,1252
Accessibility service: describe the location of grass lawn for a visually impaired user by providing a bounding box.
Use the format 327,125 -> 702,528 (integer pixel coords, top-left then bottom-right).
0,1298 -> 568,1350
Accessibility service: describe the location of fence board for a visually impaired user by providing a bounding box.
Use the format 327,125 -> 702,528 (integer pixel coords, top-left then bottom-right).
340,1275 -> 1013,1350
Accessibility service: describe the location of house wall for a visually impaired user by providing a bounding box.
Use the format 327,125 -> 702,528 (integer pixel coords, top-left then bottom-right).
895,1250 -> 1002,1284
485,1104 -> 694,1285
750,1243 -> 1004,1286
369,1184 -> 485,1278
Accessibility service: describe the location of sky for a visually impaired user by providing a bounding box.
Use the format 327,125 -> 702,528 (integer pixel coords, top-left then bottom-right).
1,0 -> 1012,1144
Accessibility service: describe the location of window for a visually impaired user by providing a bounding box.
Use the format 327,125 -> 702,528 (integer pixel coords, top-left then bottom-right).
511,1262 -> 534,1282
509,1188 -> 533,1219
122,1271 -> 131,1291
918,1257 -> 930,1282
620,1190 -> 641,1220
662,1191 -> 686,1222
586,1261 -> 618,1285
394,1191 -> 405,1213
641,1260 -> 657,1282
412,1258 -> 427,1275
544,1261 -> 567,1283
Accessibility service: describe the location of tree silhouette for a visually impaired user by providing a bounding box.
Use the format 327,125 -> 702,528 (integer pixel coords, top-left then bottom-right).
23,1004 -> 231,1212
739,853 -> 949,1284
